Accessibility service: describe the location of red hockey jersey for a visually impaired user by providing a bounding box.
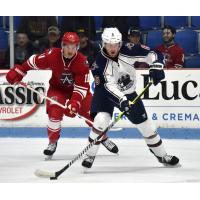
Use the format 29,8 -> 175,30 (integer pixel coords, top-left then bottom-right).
21,48 -> 90,103
155,44 -> 184,68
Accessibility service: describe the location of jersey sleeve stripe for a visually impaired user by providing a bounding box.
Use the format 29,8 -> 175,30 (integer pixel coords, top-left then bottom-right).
74,84 -> 88,90
74,88 -> 87,97
73,90 -> 86,99
15,68 -> 26,76
28,55 -> 39,69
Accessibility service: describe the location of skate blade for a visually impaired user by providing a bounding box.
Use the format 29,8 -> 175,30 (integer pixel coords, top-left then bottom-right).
82,167 -> 90,174
110,151 -> 119,155
162,163 -> 182,168
45,155 -> 53,161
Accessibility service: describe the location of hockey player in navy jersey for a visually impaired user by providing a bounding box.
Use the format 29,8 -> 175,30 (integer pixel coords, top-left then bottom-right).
82,27 -> 179,169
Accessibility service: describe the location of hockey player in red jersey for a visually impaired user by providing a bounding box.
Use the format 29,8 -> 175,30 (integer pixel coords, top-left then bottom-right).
6,32 -> 118,159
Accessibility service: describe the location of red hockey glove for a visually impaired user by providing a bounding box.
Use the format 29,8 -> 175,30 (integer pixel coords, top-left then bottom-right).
64,108 -> 76,118
65,100 -> 81,118
6,65 -> 27,85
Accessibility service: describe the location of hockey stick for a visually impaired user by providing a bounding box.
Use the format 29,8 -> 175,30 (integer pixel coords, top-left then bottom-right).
18,82 -> 93,125
34,81 -> 153,180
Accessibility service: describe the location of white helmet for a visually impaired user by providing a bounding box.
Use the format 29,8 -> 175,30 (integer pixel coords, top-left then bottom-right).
102,27 -> 122,46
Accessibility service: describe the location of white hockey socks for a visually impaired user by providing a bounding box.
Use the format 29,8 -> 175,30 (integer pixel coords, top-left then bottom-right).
136,119 -> 167,157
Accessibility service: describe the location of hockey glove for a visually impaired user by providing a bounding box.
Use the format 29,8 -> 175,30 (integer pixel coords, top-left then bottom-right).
120,96 -> 131,113
65,99 -> 81,118
64,108 -> 76,118
6,64 -> 27,85
149,63 -> 165,86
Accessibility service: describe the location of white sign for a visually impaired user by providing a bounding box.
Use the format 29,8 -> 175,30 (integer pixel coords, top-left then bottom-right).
115,70 -> 200,128
0,69 -> 200,128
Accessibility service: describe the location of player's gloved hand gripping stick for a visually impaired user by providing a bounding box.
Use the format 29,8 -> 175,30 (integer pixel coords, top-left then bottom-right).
33,80 -> 153,180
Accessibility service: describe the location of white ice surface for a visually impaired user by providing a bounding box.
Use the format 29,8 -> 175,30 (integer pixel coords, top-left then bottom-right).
0,138 -> 200,183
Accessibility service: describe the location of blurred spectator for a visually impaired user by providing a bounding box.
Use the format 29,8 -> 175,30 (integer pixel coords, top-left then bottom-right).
60,17 -> 96,40
127,27 -> 149,68
4,32 -> 35,68
155,25 -> 184,68
102,17 -> 139,41
127,27 -> 142,45
38,26 -> 61,53
77,29 -> 99,67
17,16 -> 57,47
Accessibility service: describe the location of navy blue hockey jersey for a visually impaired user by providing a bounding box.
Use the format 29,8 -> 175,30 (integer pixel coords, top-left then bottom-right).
91,43 -> 164,104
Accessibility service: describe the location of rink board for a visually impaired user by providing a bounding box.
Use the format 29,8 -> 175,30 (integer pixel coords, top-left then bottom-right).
0,127 -> 200,139
0,69 -> 200,129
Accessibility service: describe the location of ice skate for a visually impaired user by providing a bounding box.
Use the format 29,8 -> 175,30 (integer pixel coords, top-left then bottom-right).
82,154 -> 96,173
150,149 -> 180,166
82,144 -> 100,172
157,154 -> 180,167
43,142 -> 57,160
101,138 -> 119,154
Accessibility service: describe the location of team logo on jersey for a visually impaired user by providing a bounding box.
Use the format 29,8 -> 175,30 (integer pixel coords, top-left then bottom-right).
60,73 -> 74,86
117,74 -> 134,91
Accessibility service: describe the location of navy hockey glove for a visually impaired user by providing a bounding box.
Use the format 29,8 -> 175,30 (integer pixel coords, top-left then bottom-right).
120,96 -> 131,113
149,63 -> 165,86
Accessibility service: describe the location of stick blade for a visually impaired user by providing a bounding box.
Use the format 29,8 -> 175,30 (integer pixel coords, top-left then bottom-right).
34,169 -> 56,179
